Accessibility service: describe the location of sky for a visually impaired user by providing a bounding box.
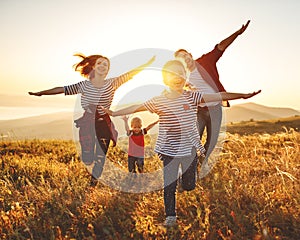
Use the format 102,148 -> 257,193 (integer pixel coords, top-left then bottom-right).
1,0 -> 300,112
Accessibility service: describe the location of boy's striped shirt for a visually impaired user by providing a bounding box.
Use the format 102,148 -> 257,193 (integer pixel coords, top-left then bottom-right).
143,90 -> 205,157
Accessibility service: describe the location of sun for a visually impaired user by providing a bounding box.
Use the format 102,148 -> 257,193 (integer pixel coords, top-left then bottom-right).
112,69 -> 166,109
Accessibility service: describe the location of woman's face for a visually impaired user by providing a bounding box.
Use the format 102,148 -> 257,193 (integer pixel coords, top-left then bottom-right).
94,57 -> 110,77
164,63 -> 187,93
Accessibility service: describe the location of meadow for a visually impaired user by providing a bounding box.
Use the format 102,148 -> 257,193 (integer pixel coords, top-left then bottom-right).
0,125 -> 299,239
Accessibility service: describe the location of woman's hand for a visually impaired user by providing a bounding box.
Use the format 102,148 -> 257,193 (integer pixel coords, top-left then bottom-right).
28,91 -> 42,96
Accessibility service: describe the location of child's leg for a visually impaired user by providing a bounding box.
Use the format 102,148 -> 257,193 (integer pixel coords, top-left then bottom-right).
181,148 -> 198,191
128,156 -> 136,173
161,154 -> 180,217
137,158 -> 144,173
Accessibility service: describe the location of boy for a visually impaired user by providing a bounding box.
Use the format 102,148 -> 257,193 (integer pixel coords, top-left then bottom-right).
122,115 -> 158,173
102,60 -> 260,226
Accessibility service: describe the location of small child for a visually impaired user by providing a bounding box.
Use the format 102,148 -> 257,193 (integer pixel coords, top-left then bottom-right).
122,115 -> 158,173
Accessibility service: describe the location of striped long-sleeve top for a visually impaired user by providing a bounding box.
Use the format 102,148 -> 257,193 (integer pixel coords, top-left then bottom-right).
64,73 -> 130,115
143,90 -> 205,157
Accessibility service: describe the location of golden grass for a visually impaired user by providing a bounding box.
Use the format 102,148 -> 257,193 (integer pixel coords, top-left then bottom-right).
0,130 -> 299,239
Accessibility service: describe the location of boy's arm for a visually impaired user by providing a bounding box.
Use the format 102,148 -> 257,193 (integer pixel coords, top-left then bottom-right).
121,115 -> 131,135
28,87 -> 64,96
217,20 -> 250,52
145,120 -> 159,131
102,104 -> 147,117
201,90 -> 261,103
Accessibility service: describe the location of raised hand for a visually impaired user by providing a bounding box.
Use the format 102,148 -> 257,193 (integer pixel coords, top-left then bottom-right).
121,115 -> 129,121
237,20 -> 250,35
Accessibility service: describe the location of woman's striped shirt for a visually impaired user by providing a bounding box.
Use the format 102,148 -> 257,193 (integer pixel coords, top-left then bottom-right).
143,90 -> 205,157
64,73 -> 130,115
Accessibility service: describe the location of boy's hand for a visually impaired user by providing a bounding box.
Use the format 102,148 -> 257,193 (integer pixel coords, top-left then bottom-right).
242,90 -> 261,99
101,106 -> 113,116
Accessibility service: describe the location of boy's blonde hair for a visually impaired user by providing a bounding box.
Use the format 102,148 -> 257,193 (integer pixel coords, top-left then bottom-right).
131,117 -> 142,128
162,60 -> 187,86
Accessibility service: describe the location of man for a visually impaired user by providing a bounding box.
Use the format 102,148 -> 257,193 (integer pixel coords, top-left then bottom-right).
175,20 -> 251,174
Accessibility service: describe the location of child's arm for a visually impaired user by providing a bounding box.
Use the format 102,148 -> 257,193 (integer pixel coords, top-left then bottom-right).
121,115 -> 131,135
202,90 -> 261,103
102,104 -> 147,117
28,87 -> 64,96
145,120 -> 159,131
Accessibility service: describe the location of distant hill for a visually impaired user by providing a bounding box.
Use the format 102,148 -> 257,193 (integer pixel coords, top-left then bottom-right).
226,116 -> 300,135
224,102 -> 300,123
0,112 -> 74,140
0,102 -> 299,140
0,111 -> 158,140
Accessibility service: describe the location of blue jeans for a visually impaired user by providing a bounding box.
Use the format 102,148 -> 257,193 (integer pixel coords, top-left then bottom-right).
197,104 -> 222,163
159,149 -> 198,217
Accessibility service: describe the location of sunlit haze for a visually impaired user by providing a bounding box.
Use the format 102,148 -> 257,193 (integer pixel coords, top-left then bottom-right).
1,0 -> 300,116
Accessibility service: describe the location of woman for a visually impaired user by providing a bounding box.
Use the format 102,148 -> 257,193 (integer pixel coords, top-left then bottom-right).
29,53 -> 155,186
102,60 -> 261,226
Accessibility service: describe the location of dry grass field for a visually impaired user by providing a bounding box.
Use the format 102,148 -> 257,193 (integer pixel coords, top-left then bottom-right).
0,123 -> 299,239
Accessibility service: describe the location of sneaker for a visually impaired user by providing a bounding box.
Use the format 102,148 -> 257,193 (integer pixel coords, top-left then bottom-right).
164,216 -> 177,227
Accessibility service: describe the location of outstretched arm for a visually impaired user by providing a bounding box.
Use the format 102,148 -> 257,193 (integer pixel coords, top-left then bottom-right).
102,104 -> 147,117
121,115 -> 131,135
128,56 -> 156,79
217,20 -> 250,52
28,87 -> 64,96
202,90 -> 261,103
145,120 -> 159,131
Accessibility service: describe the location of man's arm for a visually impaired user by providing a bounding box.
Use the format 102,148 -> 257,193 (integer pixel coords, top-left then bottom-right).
217,20 -> 250,52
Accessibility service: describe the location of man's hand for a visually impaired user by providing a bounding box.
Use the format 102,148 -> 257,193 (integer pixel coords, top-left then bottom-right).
237,20 -> 250,35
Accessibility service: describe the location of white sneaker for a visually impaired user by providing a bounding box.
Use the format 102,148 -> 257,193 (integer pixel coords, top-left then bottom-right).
164,216 -> 177,227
